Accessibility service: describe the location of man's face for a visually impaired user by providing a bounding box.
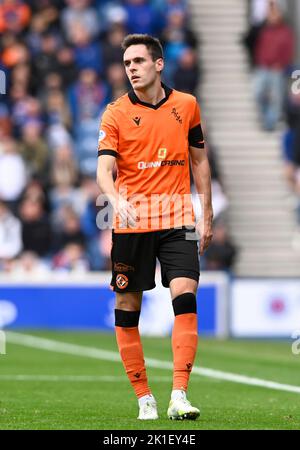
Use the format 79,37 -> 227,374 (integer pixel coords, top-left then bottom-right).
267,3 -> 282,25
123,44 -> 163,90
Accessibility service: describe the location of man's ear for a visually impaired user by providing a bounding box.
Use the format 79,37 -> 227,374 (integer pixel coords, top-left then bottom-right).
156,58 -> 164,73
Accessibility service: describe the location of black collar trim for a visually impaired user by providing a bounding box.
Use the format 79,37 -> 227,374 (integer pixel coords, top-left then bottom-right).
128,83 -> 173,110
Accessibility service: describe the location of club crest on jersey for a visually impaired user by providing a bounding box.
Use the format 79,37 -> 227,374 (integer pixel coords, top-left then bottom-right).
98,130 -> 106,142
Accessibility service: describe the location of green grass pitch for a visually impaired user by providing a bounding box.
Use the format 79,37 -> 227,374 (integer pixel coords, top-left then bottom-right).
0,331 -> 300,430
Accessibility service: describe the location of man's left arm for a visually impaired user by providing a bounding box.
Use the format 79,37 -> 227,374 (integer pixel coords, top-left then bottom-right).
189,145 -> 213,255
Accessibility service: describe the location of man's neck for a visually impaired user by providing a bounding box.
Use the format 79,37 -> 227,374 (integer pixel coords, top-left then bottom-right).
134,80 -> 165,105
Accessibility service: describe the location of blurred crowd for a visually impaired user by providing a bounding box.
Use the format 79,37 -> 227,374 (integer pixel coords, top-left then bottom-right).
244,0 -> 300,233
244,0 -> 295,132
0,0 -> 236,274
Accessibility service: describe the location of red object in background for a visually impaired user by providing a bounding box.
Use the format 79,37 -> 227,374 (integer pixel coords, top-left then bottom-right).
270,298 -> 286,314
0,1 -> 31,34
255,23 -> 294,70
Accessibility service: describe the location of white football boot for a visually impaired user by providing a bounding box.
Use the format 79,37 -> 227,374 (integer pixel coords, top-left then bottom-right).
137,396 -> 159,420
167,390 -> 200,420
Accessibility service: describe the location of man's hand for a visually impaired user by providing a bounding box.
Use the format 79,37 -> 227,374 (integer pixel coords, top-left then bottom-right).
196,211 -> 213,255
112,196 -> 138,228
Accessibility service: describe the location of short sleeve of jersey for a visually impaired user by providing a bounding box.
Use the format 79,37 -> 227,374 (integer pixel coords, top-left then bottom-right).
188,99 -> 205,149
97,106 -> 119,158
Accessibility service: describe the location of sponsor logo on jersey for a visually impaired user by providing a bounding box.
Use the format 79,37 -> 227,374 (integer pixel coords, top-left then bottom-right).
137,160 -> 185,170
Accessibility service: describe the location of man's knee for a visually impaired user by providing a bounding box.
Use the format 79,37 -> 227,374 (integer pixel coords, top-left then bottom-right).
170,277 -> 198,299
115,292 -> 142,311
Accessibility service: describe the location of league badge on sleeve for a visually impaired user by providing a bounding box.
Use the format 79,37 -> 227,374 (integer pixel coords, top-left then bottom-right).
98,129 -> 106,144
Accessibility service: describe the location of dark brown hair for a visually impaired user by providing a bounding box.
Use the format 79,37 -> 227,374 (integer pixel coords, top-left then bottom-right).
121,34 -> 164,61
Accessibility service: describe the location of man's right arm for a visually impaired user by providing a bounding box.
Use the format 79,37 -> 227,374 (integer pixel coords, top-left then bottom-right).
97,155 -> 137,227
97,154 -> 118,206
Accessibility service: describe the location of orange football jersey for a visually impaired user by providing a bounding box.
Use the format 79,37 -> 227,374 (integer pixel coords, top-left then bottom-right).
98,84 -> 204,233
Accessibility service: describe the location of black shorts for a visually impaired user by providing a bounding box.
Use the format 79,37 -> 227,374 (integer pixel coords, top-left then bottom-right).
111,228 -> 200,292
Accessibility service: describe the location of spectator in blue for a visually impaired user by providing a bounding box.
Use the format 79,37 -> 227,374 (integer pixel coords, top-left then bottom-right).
283,80 -> 300,195
68,68 -> 109,130
152,0 -> 188,16
26,13 -> 49,56
124,0 -> 164,36
160,6 -> 197,84
68,69 -> 109,175
69,23 -> 104,74
61,0 -> 100,43
96,2 -> 128,33
173,47 -> 200,95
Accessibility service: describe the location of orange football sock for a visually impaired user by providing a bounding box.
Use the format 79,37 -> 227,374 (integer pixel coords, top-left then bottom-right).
115,326 -> 151,399
172,312 -> 198,391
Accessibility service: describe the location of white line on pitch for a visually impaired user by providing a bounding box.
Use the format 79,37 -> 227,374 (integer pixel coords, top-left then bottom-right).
6,331 -> 300,395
